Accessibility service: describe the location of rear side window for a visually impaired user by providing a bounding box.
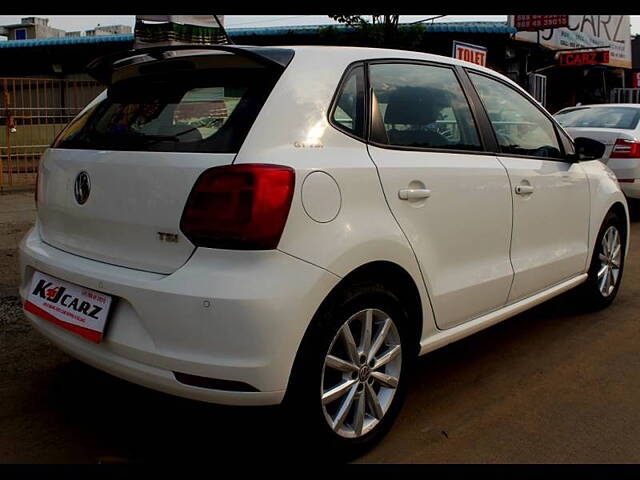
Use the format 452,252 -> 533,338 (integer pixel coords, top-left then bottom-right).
555,107 -> 640,130
469,72 -> 562,159
331,65 -> 366,139
368,63 -> 482,151
54,67 -> 281,153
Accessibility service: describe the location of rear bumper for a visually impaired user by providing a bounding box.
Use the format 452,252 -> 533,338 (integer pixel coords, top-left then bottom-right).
607,159 -> 640,199
620,180 -> 640,199
19,225 -> 340,405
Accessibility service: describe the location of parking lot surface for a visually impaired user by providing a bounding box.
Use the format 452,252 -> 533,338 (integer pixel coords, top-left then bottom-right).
1,191 -> 639,463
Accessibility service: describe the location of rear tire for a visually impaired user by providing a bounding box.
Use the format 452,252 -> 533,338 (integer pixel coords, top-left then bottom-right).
283,281 -> 416,460
575,210 -> 626,311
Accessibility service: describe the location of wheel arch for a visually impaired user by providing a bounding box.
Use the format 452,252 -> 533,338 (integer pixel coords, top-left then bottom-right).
591,200 -> 630,265
285,260 -> 424,399
328,260 -> 424,351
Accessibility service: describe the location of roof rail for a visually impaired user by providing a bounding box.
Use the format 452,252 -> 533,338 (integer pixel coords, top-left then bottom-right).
86,44 -> 295,84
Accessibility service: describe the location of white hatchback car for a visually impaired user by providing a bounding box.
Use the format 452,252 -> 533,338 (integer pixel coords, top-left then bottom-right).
554,104 -> 640,204
19,45 -> 629,455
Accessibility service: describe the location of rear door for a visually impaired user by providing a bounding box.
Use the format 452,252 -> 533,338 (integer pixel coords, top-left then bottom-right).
365,61 -> 514,330
466,70 -> 590,302
38,53 -> 285,274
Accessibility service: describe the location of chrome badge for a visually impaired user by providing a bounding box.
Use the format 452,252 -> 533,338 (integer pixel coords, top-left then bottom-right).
74,171 -> 91,205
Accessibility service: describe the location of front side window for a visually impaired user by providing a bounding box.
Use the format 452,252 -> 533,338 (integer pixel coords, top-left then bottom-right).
331,65 -> 365,138
469,72 -> 562,159
369,63 -> 482,151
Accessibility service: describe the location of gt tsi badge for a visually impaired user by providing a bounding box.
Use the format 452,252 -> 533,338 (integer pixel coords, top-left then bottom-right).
74,171 -> 91,205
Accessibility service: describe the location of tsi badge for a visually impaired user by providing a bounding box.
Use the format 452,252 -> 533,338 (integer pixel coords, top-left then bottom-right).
74,171 -> 91,205
158,232 -> 179,243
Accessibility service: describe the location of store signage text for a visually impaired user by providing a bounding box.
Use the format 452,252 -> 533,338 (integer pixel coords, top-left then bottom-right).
557,50 -> 610,66
514,15 -> 569,31
452,41 -> 487,67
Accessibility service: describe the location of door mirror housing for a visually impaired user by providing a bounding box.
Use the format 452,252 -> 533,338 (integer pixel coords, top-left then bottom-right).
571,137 -> 606,162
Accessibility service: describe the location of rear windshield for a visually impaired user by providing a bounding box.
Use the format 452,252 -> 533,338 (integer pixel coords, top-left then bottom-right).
555,106 -> 640,130
54,67 -> 281,153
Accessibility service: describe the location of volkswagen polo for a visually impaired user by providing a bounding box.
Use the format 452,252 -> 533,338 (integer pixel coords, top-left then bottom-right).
19,45 -> 629,455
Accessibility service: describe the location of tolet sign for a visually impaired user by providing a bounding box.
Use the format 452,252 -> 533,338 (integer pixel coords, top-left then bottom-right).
452,41 -> 487,67
558,50 -> 610,66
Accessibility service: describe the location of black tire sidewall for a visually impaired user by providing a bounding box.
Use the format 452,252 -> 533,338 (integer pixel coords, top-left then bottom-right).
284,281 -> 415,459
582,211 -> 626,309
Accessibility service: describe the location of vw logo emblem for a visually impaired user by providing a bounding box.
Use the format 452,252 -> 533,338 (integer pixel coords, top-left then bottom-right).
74,171 -> 91,205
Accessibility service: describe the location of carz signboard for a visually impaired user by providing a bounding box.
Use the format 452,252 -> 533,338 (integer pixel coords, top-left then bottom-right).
558,50 -> 610,66
24,271 -> 113,343
452,41 -> 487,67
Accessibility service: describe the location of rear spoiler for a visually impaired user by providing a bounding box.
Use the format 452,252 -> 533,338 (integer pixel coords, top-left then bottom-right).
86,45 -> 295,85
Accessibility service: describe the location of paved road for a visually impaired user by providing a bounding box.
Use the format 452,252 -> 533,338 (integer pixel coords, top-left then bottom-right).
1,191 -> 639,463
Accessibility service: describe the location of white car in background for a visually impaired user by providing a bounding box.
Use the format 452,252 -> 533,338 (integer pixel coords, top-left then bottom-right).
19,45 -> 629,456
555,104 -> 640,205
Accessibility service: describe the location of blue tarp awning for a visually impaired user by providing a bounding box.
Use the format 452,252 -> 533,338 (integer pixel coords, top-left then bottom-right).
0,21 -> 516,49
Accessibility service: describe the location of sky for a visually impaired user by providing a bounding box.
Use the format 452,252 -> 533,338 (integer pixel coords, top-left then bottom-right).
0,15 -> 639,35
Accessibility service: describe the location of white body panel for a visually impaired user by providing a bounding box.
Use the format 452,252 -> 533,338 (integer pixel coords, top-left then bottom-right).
366,146 -> 513,329
19,46 -> 630,407
497,157 -> 590,301
38,148 -> 235,273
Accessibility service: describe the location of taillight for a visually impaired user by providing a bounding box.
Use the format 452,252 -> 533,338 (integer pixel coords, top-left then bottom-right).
610,138 -> 640,158
180,164 -> 295,250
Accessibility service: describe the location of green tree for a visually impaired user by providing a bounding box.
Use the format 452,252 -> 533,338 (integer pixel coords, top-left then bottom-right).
329,15 -> 400,44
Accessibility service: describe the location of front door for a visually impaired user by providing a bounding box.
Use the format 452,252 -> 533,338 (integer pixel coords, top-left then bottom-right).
467,71 -> 590,302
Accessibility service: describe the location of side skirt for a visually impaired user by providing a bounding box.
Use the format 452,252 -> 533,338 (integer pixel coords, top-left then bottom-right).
419,273 -> 588,356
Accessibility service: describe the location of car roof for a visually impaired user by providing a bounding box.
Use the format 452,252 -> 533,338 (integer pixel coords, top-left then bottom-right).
282,45 -> 500,75
556,104 -> 640,113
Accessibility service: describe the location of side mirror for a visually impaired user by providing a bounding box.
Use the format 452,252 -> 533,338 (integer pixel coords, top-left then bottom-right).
572,137 -> 606,161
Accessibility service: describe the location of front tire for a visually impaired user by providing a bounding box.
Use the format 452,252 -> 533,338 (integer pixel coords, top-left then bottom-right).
576,210 -> 626,311
284,282 -> 415,459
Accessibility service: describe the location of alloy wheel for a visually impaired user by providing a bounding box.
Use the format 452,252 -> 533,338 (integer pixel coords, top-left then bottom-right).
320,308 -> 402,439
597,225 -> 622,297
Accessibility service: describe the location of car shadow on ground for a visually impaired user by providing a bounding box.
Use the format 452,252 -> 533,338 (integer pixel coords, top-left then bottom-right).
36,289 -> 594,464
42,357 -> 342,464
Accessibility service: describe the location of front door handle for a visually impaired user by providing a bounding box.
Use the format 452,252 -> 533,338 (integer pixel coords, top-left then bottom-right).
398,188 -> 431,200
515,184 -> 534,195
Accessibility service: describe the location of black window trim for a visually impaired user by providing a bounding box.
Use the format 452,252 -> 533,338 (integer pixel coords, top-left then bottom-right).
363,58 -> 490,156
327,61 -> 369,143
462,67 -> 572,163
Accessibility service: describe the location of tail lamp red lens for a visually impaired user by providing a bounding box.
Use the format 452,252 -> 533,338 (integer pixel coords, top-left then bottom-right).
180,164 -> 295,250
611,138 -> 640,158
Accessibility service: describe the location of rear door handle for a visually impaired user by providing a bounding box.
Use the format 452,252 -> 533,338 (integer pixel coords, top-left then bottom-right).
398,188 -> 431,200
515,185 -> 534,195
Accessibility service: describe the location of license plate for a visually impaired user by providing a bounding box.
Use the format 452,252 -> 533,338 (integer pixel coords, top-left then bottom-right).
24,271 -> 113,344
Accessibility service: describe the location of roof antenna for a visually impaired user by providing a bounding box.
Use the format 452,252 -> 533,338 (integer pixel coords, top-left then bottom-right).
213,15 -> 234,45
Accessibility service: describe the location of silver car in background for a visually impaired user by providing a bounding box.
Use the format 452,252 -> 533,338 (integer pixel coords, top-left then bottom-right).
555,104 -> 640,205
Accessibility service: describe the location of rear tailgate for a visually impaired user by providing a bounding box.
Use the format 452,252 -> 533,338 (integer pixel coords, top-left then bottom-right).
37,47 -> 293,274
38,149 -> 234,273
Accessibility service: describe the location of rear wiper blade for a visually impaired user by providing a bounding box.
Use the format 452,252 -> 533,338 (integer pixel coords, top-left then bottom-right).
142,127 -> 201,146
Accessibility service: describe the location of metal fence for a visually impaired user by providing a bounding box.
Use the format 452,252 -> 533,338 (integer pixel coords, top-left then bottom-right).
610,88 -> 640,104
1,77 -> 102,190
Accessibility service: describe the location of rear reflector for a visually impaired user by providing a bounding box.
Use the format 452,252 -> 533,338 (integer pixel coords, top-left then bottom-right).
180,164 -> 295,250
611,138 -> 640,158
173,372 -> 259,392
